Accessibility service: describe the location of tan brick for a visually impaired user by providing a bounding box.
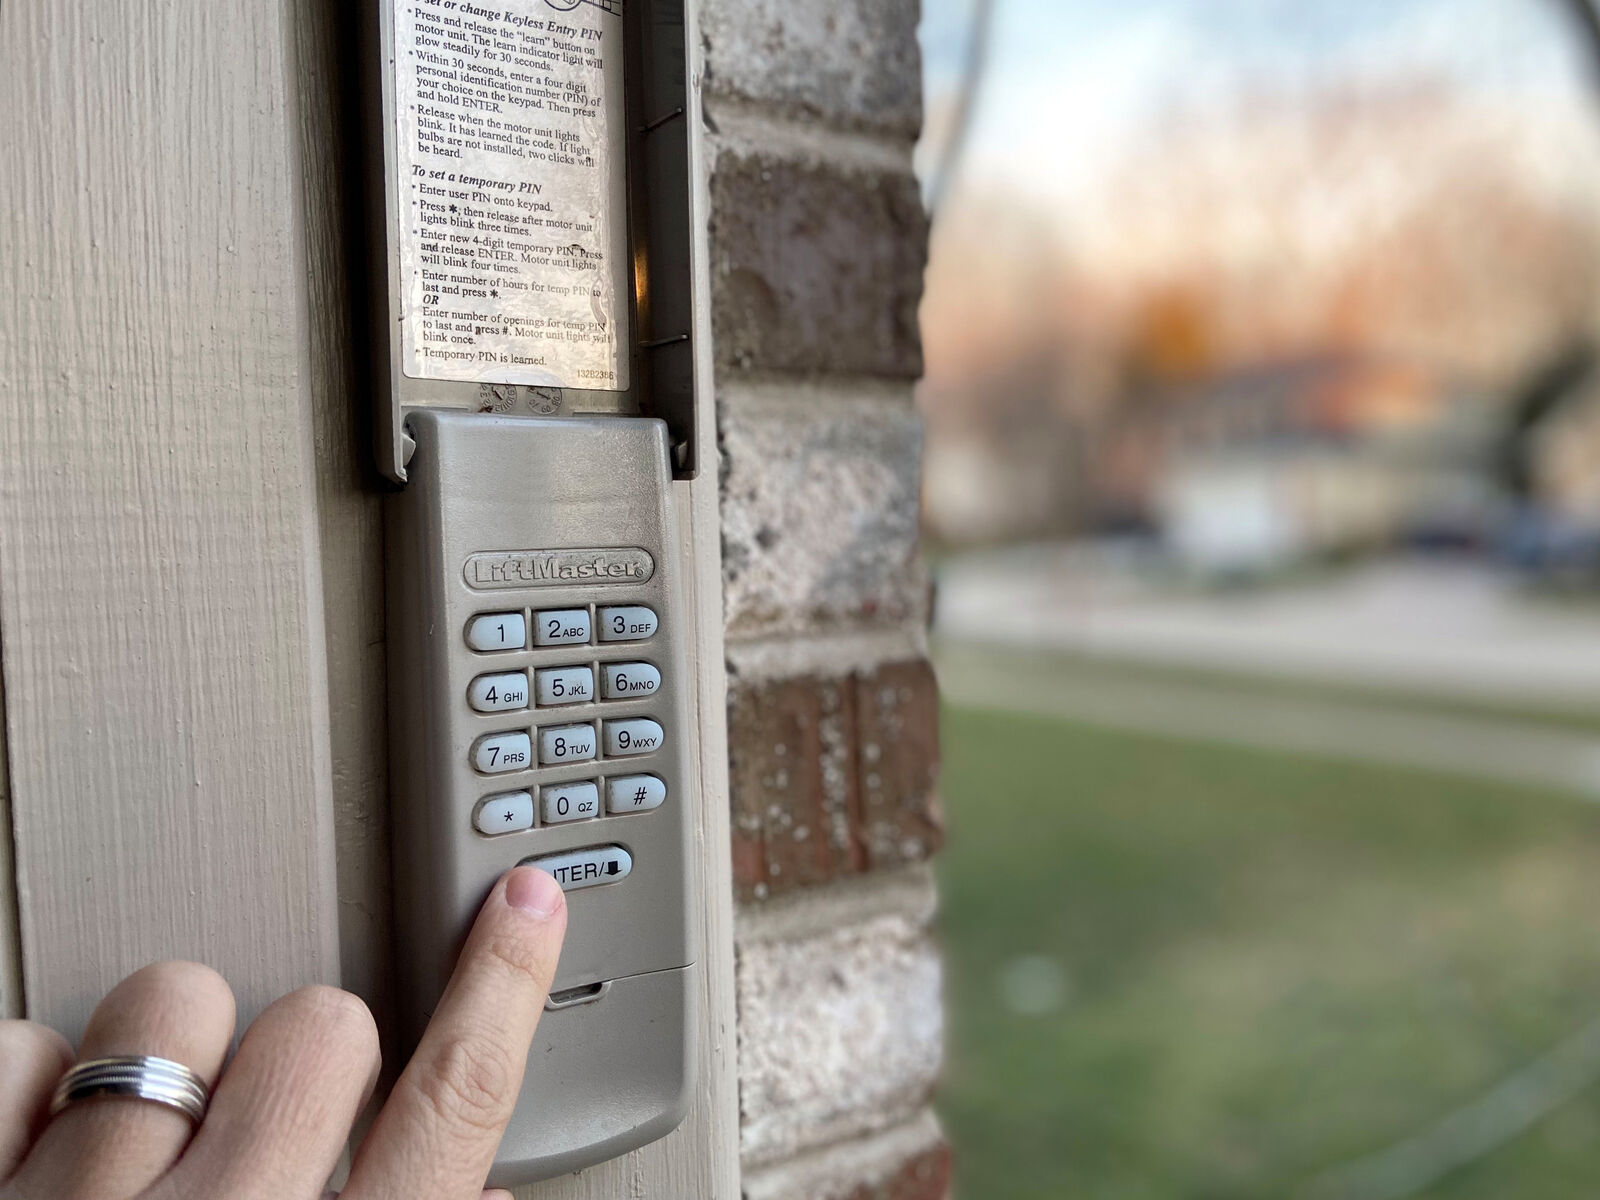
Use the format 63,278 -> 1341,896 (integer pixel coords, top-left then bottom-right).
702,0 -> 923,136
709,151 -> 927,379
720,386 -> 928,640
728,659 -> 942,901
736,906 -> 943,1165
741,1112 -> 952,1200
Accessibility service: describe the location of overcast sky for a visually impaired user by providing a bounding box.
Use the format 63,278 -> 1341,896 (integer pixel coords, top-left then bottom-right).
920,0 -> 1600,206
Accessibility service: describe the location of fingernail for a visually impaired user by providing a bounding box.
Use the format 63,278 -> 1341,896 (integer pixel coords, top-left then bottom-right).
505,867 -> 563,918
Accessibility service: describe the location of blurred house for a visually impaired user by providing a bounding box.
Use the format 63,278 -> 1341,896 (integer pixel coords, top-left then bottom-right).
1122,358 -> 1493,572
919,77 -> 1600,564
1502,347 -> 1600,574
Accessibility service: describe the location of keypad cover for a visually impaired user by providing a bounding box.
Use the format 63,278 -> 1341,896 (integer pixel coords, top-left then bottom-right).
386,413 -> 700,1184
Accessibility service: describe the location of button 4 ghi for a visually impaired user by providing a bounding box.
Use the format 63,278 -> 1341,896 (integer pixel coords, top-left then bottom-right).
469,671 -> 529,713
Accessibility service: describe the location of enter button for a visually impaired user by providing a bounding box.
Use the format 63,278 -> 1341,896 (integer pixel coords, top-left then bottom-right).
521,845 -> 633,892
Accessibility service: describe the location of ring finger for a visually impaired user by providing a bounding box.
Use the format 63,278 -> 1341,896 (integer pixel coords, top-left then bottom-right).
10,961 -> 235,1200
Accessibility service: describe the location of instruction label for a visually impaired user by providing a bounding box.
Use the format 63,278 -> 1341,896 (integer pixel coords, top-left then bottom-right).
393,0 -> 629,389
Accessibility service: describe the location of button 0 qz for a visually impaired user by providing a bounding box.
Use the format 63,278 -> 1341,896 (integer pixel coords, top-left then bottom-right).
541,781 -> 599,824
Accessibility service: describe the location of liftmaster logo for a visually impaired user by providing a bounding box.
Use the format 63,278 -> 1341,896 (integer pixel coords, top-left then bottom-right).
464,547 -> 655,590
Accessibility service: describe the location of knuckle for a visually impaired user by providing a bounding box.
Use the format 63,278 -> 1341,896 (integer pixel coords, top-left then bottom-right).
83,960 -> 237,1051
277,986 -> 381,1052
129,958 -> 227,992
121,960 -> 233,1008
0,1019 -> 72,1072
479,930 -> 552,992
410,1030 -> 517,1135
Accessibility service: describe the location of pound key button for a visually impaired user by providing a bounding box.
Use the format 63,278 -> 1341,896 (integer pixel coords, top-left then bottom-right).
521,845 -> 633,892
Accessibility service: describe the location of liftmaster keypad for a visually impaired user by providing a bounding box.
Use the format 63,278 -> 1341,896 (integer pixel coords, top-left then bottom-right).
387,411 -> 700,1184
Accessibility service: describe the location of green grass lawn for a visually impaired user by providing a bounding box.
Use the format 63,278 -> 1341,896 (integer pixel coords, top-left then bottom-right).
937,701 -> 1600,1199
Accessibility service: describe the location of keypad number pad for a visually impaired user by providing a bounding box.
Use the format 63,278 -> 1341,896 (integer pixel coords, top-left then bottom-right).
463,600 -> 666,837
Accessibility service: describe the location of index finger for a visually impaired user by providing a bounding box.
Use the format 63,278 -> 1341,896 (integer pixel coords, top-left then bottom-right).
344,867 -> 567,1200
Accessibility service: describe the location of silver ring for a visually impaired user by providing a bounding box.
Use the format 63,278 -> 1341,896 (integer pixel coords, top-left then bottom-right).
49,1055 -> 209,1125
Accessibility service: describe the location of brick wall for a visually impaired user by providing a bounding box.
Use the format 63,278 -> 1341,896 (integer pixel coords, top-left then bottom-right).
699,2 -> 949,1196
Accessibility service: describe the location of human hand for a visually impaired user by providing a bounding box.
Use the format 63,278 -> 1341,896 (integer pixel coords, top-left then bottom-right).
0,865 -> 567,1200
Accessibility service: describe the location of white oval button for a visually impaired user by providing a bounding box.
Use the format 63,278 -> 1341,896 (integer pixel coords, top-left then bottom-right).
534,608 -> 591,646
521,845 -> 633,891
598,606 -> 657,642
603,718 -> 663,757
541,781 -> 600,824
473,731 -> 531,774
539,723 -> 596,765
467,612 -> 525,652
605,774 -> 666,814
536,666 -> 594,707
468,671 -> 529,713
601,662 -> 660,700
474,791 -> 532,835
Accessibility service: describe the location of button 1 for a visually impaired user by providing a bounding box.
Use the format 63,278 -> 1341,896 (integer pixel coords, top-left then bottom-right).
473,731 -> 531,774
536,665 -> 594,707
601,662 -> 661,700
466,612 -> 525,652
539,722 -> 596,765
598,606 -> 657,642
603,718 -> 663,757
605,774 -> 666,814
468,671 -> 529,713
474,791 -> 533,835
534,608 -> 591,646
521,845 -> 633,891
541,780 -> 600,824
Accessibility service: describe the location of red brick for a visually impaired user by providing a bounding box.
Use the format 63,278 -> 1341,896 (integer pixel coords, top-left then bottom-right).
855,661 -> 942,871
728,659 -> 942,900
709,152 -> 928,379
844,1141 -> 953,1200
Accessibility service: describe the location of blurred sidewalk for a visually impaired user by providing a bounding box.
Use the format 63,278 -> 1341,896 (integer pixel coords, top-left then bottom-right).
936,641 -> 1600,798
935,549 -> 1600,707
